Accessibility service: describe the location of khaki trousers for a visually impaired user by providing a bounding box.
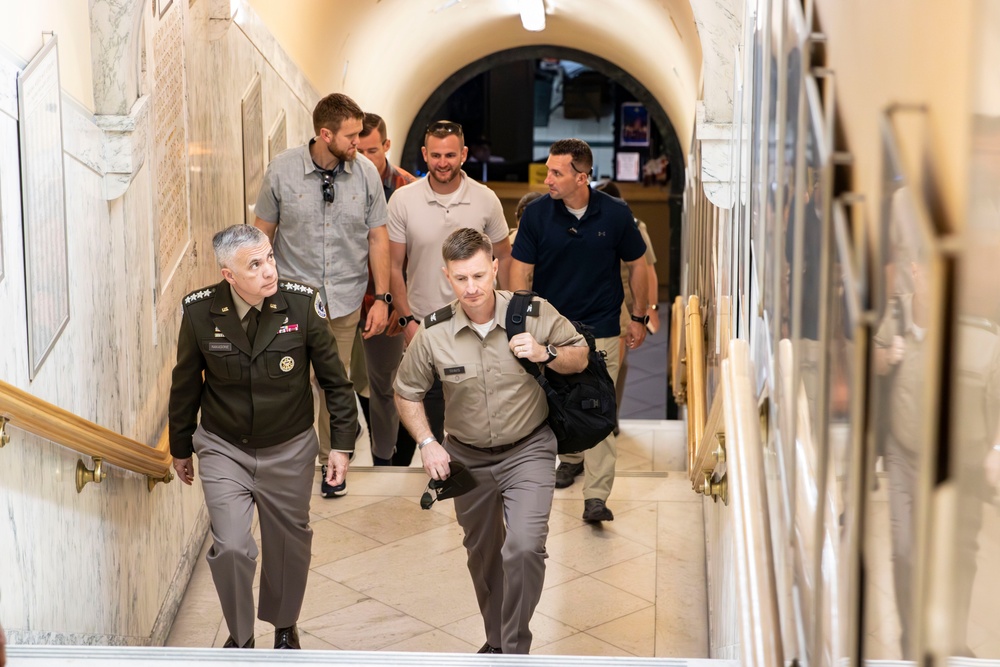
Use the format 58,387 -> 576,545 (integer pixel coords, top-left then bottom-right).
193,424 -> 316,646
313,306 -> 361,457
360,329 -> 406,460
446,425 -> 557,654
558,335 -> 621,501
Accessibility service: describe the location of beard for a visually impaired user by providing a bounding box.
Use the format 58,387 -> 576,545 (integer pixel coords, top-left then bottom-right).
327,141 -> 356,163
429,163 -> 461,186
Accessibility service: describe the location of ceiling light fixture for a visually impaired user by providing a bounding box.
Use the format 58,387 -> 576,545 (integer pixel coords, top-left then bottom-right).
519,0 -> 546,32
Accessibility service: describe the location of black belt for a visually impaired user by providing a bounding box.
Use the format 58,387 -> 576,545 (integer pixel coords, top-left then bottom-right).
449,423 -> 546,456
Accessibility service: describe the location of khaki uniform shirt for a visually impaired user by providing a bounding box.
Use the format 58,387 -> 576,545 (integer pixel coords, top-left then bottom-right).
394,290 -> 585,448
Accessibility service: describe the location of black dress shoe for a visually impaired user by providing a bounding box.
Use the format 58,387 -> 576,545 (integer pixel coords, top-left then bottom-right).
274,625 -> 300,649
477,642 -> 502,653
222,635 -> 254,648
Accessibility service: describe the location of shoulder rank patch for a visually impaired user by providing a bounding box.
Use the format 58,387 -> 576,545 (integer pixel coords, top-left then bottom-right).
279,281 -> 316,296
425,304 -> 454,327
182,287 -> 216,306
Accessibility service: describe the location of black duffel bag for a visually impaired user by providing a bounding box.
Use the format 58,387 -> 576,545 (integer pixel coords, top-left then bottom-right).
505,291 -> 617,454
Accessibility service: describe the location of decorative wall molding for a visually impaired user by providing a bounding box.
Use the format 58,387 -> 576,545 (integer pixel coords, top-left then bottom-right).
94,95 -> 149,200
696,102 -> 734,208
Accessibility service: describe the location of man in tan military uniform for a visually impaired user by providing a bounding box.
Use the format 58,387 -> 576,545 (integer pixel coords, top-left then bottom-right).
394,228 -> 588,655
169,225 -> 357,650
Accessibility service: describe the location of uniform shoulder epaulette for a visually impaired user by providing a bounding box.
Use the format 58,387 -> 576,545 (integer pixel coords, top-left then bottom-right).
503,290 -> 542,317
425,304 -> 454,327
182,286 -> 216,306
278,280 -> 317,296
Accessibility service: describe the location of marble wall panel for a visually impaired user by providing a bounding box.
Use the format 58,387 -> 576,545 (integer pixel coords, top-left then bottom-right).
0,0 -> 318,643
703,495 -> 740,659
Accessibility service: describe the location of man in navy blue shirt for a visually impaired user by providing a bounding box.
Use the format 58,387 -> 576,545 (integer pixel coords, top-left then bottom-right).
510,138 -> 649,522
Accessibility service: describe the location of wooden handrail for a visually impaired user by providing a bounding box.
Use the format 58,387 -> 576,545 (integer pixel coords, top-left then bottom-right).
684,295 -> 706,471
670,295 -> 686,404
0,378 -> 173,483
690,385 -> 726,495
685,295 -> 707,474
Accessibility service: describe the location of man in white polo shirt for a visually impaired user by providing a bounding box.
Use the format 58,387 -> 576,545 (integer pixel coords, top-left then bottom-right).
388,120 -> 513,442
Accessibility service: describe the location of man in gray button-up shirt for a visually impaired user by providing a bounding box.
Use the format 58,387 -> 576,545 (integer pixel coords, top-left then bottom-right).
254,92 -> 390,497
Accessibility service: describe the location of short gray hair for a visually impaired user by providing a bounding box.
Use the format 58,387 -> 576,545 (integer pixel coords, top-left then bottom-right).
442,228 -> 493,263
212,224 -> 268,269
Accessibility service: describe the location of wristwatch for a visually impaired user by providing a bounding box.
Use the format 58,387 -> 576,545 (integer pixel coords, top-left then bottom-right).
630,313 -> 650,326
542,344 -> 558,365
374,293 -> 392,304
398,314 -> 418,328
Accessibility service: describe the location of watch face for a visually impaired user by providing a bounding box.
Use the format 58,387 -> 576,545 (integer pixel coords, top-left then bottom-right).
398,316 -> 408,328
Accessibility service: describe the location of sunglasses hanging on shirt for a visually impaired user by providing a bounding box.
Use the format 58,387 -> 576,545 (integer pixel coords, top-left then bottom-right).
319,170 -> 334,203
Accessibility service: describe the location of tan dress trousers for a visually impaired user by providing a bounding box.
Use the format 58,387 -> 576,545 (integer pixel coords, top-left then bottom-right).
446,424 -> 557,654
193,424 -> 316,646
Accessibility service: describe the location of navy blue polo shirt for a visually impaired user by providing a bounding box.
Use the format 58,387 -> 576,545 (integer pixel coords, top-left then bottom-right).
511,189 -> 646,338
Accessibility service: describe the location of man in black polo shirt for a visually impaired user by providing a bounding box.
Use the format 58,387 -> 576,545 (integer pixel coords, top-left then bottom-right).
509,138 -> 649,522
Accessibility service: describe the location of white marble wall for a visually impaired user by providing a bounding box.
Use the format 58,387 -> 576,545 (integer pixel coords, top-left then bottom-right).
0,0 -> 317,644
702,495 -> 740,660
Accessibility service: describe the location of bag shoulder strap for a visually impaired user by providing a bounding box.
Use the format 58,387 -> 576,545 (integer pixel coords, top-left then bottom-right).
506,290 -> 542,379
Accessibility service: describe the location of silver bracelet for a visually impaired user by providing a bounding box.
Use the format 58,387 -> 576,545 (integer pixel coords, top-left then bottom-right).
417,436 -> 436,450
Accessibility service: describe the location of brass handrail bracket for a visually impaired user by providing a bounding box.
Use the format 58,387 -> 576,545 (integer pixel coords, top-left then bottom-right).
147,469 -> 174,492
0,416 -> 9,448
76,457 -> 106,493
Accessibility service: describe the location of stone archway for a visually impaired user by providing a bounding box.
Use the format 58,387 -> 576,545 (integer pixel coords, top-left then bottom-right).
402,45 -> 683,418
400,45 -> 684,202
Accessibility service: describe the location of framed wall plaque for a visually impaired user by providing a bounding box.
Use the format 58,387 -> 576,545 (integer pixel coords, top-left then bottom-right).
242,73 -> 263,224
17,36 -> 70,380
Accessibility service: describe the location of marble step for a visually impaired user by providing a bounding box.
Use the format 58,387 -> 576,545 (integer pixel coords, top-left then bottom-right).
9,646 -> 738,666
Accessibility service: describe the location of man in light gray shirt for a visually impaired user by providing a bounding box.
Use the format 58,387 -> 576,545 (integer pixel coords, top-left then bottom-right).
255,92 -> 390,498
388,120 -> 512,444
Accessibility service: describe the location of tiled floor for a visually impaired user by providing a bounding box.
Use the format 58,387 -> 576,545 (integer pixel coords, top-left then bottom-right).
619,317 -> 670,421
165,309 -> 698,658
165,421 -> 707,658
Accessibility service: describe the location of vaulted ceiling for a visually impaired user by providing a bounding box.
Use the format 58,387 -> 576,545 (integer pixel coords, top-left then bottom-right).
247,0 -> 704,152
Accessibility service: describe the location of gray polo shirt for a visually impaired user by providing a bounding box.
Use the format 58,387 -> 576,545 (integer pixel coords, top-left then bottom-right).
255,143 -> 388,319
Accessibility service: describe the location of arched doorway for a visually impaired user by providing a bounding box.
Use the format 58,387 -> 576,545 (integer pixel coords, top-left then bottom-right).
402,46 -> 683,419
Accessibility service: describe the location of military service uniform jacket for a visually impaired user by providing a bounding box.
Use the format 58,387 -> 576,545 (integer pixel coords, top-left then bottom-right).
169,279 -> 357,459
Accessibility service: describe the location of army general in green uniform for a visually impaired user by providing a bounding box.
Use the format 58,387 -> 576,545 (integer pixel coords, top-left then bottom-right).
169,224 -> 357,650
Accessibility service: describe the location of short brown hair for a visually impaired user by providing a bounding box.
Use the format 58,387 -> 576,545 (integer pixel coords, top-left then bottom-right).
424,120 -> 465,146
595,180 -> 622,199
549,138 -> 593,176
360,112 -> 387,141
313,93 -> 364,135
442,228 -> 493,263
515,191 -> 543,222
